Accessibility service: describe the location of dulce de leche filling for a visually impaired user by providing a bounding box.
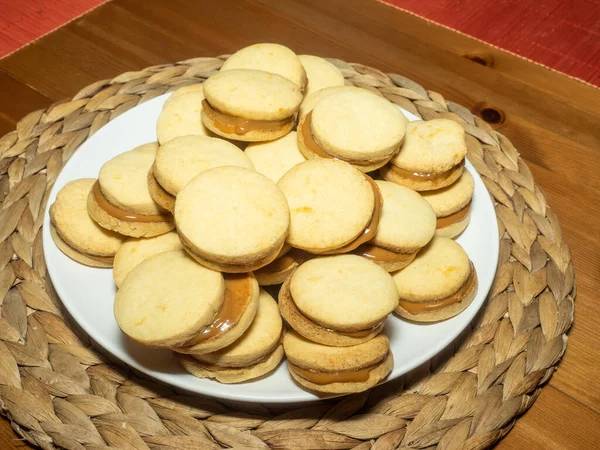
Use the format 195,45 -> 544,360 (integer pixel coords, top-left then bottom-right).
92,182 -> 171,223
289,362 -> 376,385
320,175 -> 382,255
436,202 -> 471,229
202,100 -> 294,136
190,274 -> 253,342
300,112 -> 381,166
254,248 -> 305,276
398,263 -> 477,314
354,243 -> 417,264
390,160 -> 464,182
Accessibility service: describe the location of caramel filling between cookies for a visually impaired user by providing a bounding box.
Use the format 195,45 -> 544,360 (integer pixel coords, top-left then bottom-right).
254,248 -> 306,276
203,100 -> 294,136
320,175 -> 383,255
354,243 -> 417,264
300,112 -> 386,166
390,161 -> 464,183
436,202 -> 471,229
289,362 -> 374,385
191,274 -> 253,342
398,263 -> 476,314
92,182 -> 171,223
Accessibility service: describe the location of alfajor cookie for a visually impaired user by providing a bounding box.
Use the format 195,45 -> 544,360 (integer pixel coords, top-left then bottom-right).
277,159 -> 380,254
112,231 -> 183,287
284,330 -> 393,394
421,170 -> 475,238
221,43 -> 307,91
156,85 -> 210,145
297,89 -> 407,172
279,255 -> 398,346
354,181 -> 436,272
179,289 -> 283,383
114,250 -> 225,347
50,179 -> 126,268
175,166 -> 290,273
88,143 -> 174,238
244,132 -> 306,184
149,135 -> 254,212
392,237 -> 478,323
298,55 -> 344,97
381,119 -> 468,191
202,69 -> 302,142
174,271 -> 260,355
253,246 -> 306,286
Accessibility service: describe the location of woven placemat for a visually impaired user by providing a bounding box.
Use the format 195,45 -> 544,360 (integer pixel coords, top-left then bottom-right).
0,56 -> 575,450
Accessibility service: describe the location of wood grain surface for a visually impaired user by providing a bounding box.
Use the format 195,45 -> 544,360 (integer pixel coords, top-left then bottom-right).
0,0 -> 598,448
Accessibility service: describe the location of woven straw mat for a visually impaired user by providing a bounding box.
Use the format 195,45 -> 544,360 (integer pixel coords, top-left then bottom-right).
0,56 -> 575,450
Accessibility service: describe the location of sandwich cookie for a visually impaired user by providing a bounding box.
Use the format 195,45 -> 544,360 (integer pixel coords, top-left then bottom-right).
244,132 -> 306,184
354,181 -> 436,272
299,86 -> 362,119
179,289 -> 283,383
392,237 -> 478,322
175,166 -> 290,273
279,255 -> 398,346
202,69 -> 302,142
50,179 -> 126,268
297,89 -> 408,172
114,250 -> 225,347
277,159 -> 381,254
156,84 -> 210,145
88,143 -> 174,238
149,135 -> 254,212
421,170 -> 475,238
298,55 -> 344,97
381,119 -> 468,191
112,231 -> 183,287
284,330 -> 393,394
253,246 -> 306,286
220,43 -> 307,92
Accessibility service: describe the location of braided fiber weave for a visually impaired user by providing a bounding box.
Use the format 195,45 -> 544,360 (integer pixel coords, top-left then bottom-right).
0,56 -> 575,450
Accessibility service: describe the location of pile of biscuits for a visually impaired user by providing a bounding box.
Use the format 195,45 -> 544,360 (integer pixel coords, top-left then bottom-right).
49,43 -> 479,395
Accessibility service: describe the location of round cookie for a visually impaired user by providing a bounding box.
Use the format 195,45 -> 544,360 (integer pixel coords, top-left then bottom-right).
156,90 -> 210,145
421,171 -> 475,238
150,135 -> 254,211
244,132 -> 306,183
277,159 -> 376,254
175,166 -> 290,273
284,330 -> 393,394
174,273 -> 260,355
88,143 -> 174,237
381,119 -> 467,191
114,250 -> 225,347
298,89 -> 407,172
298,55 -> 344,97
202,69 -> 302,142
354,181 -> 436,272
179,289 -> 283,383
221,43 -> 307,91
392,237 -> 478,323
299,86 -> 362,119
50,179 -> 126,267
112,231 -> 183,287
280,255 -> 398,346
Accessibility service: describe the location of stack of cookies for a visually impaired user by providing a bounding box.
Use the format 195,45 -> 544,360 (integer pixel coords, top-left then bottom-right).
50,42 -> 479,395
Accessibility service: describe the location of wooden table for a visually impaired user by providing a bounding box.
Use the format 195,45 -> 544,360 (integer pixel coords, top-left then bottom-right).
1,0 -> 599,448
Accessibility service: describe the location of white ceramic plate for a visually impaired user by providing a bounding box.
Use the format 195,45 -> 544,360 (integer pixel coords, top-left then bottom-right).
43,93 -> 499,403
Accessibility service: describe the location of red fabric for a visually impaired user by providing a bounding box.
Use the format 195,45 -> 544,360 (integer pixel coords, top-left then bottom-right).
0,0 -> 109,58
0,0 -> 598,86
384,0 -> 600,86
